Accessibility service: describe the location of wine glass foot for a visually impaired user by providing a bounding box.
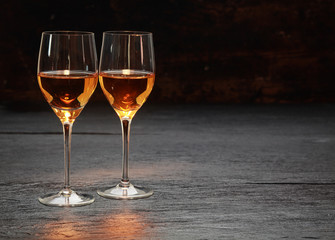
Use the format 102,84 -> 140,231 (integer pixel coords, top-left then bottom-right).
97,183 -> 153,200
38,189 -> 95,207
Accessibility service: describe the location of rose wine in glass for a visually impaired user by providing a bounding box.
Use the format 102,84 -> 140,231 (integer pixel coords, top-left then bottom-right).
98,31 -> 155,199
37,31 -> 98,207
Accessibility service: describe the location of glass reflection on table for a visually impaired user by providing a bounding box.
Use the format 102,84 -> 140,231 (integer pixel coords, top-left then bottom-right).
34,208 -> 155,239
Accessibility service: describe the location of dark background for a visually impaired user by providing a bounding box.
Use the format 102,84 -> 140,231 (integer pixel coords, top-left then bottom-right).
1,0 -> 335,109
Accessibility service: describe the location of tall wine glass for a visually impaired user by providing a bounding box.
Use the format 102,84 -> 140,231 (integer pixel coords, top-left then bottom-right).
98,31 -> 155,199
37,31 -> 98,206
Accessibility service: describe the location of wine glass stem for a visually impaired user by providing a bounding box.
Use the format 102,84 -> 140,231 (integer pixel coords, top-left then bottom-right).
120,118 -> 131,187
62,122 -> 73,191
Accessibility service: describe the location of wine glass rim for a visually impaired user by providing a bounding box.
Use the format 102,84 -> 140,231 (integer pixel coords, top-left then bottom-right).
42,31 -> 95,36
103,31 -> 152,36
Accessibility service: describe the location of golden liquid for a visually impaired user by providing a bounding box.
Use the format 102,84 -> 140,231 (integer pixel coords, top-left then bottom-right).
38,70 -> 98,122
99,70 -> 155,119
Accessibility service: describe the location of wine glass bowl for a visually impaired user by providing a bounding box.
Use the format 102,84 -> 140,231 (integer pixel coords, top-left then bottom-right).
37,31 -> 98,206
97,31 -> 155,199
38,70 -> 98,122
99,69 -> 155,119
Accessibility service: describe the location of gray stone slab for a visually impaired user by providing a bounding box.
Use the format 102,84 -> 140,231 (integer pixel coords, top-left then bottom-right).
0,104 -> 335,239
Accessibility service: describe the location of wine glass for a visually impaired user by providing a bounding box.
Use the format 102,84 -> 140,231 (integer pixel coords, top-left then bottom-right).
37,31 -> 98,206
97,31 -> 155,199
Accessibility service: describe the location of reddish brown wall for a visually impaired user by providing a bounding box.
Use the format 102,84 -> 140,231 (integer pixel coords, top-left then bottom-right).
1,0 -> 334,107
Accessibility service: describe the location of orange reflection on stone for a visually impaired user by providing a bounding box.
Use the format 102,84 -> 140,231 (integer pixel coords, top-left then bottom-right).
36,219 -> 87,239
34,209 -> 156,239
101,210 -> 155,239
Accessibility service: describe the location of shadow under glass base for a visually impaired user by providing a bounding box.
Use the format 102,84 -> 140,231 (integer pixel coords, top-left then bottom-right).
97,183 -> 153,200
38,189 -> 95,207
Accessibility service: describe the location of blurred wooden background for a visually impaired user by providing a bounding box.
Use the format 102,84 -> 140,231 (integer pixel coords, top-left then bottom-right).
1,0 -> 335,109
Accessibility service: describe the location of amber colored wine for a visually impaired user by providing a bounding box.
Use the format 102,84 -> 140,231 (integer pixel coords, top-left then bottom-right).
38,70 -> 98,122
99,70 -> 155,118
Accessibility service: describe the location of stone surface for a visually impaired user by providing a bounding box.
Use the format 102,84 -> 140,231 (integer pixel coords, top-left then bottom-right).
0,103 -> 335,239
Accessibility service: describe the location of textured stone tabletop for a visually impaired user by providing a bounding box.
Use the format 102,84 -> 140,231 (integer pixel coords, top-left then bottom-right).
0,103 -> 335,239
